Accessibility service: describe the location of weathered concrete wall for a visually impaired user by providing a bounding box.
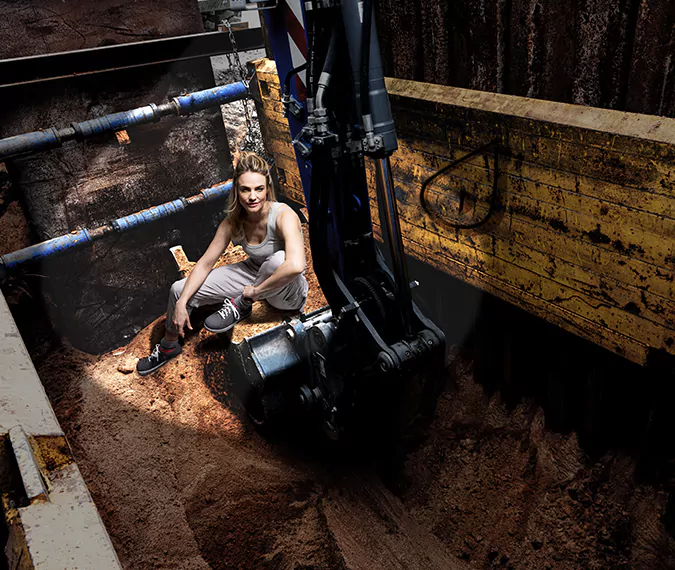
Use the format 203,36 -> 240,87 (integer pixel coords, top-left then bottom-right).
375,0 -> 675,118
0,0 -> 203,57
0,1 -> 233,353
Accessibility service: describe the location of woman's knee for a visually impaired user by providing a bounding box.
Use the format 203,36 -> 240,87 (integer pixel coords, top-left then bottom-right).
170,278 -> 186,301
259,251 -> 286,278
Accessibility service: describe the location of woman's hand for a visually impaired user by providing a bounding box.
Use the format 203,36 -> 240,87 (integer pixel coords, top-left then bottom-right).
242,285 -> 259,302
172,301 -> 193,337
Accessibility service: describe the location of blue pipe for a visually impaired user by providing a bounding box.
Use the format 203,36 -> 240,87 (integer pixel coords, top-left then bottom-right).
0,82 -> 248,161
0,181 -> 232,275
172,81 -> 248,114
0,229 -> 93,271
0,129 -> 64,160
112,197 -> 189,232
72,104 -> 162,140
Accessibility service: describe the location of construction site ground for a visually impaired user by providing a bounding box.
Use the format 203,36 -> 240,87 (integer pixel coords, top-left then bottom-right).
3,52 -> 675,570
6,230 -> 669,569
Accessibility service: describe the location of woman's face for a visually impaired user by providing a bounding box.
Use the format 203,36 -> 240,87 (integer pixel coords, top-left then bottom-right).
237,171 -> 268,215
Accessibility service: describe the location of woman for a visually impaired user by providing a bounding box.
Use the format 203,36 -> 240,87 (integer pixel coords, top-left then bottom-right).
137,152 -> 308,375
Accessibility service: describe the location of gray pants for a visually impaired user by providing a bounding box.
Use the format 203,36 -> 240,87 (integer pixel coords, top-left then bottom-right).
165,250 -> 308,334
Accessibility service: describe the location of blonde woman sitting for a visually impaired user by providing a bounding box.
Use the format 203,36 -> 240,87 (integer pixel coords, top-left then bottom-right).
137,152 -> 308,375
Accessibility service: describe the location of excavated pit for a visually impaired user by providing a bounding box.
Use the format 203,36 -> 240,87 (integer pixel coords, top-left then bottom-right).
3,42 -> 675,570
7,265 -> 675,569
2,198 -> 675,568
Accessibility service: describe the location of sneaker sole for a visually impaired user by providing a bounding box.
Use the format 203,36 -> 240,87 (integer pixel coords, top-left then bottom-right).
203,314 -> 252,334
203,322 -> 237,334
137,349 -> 182,376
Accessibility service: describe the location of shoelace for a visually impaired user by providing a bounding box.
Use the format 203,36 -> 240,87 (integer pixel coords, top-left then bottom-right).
217,299 -> 240,321
148,344 -> 161,362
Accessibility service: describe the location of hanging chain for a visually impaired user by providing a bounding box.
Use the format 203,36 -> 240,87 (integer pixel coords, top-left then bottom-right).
223,17 -> 270,162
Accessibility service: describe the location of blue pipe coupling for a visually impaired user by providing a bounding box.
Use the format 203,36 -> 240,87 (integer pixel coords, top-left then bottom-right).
0,129 -> 64,161
71,104 -> 161,141
173,82 -> 249,114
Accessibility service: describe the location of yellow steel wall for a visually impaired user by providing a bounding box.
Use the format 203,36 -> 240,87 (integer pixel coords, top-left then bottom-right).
253,60 -> 675,366
250,59 -> 305,206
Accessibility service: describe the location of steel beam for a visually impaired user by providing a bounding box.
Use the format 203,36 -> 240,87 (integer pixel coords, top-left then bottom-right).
0,29 -> 264,89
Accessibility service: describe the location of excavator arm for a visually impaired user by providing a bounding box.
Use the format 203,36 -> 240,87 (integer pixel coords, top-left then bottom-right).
228,0 -> 445,442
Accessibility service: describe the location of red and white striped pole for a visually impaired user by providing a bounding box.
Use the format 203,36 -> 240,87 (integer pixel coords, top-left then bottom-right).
283,0 -> 308,100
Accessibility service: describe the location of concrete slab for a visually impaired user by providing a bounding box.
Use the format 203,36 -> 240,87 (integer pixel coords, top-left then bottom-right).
0,291 -> 122,569
0,293 -> 62,436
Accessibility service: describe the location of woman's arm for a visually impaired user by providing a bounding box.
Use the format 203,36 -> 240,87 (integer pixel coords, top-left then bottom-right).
246,206 -> 306,299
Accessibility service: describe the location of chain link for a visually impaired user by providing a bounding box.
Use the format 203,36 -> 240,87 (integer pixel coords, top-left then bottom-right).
223,18 -> 271,162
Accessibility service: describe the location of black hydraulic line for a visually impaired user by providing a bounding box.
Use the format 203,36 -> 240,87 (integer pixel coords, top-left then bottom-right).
284,62 -> 308,95
309,152 -> 342,311
375,156 -> 413,338
315,28 -> 338,109
360,0 -> 374,118
0,29 -> 264,89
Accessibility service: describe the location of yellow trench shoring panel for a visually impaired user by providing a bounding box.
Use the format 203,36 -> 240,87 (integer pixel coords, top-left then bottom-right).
251,58 -> 675,367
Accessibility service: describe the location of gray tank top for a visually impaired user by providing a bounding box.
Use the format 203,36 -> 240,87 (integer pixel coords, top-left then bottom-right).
233,201 -> 286,265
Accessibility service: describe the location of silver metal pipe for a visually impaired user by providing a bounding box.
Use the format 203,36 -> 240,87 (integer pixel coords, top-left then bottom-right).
374,156 -> 413,337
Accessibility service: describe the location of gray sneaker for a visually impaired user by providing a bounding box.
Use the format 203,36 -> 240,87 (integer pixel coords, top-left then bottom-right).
204,298 -> 253,333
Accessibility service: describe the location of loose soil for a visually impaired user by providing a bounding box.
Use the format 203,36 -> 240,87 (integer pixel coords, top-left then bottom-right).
33,234 -> 468,570
28,253 -> 675,569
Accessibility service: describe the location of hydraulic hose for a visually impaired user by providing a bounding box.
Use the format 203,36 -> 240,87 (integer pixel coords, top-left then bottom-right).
284,62 -> 308,96
315,27 -> 338,110
360,0 -> 373,118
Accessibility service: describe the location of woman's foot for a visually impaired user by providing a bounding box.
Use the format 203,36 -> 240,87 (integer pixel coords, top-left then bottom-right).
204,298 -> 253,333
137,341 -> 182,375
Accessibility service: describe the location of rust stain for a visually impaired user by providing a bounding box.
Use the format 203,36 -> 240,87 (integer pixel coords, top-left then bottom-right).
32,435 -> 73,473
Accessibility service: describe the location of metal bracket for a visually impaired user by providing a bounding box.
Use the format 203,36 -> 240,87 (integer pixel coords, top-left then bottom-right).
282,93 -> 305,120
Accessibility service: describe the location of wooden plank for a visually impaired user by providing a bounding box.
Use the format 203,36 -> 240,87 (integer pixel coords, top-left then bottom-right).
260,81 -> 282,102
251,57 -> 277,76
273,152 -> 302,178
393,138 -> 675,220
259,104 -> 293,128
259,117 -> 293,146
393,106 -> 675,196
372,169 -> 675,304
277,182 -> 305,205
373,222 -> 651,365
386,77 -> 675,151
390,208 -> 673,353
381,143 -> 675,288
260,98 -> 287,117
255,69 -> 282,86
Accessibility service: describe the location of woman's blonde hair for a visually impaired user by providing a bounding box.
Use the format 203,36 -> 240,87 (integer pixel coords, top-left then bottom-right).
225,151 -> 276,240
